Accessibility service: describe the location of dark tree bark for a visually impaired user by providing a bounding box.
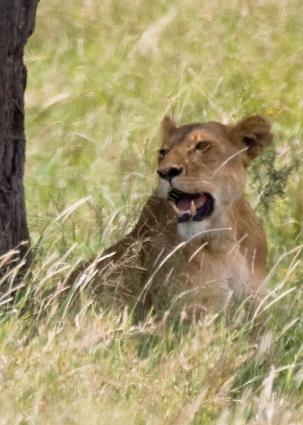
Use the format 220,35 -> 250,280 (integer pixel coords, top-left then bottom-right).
0,1 -> 38,263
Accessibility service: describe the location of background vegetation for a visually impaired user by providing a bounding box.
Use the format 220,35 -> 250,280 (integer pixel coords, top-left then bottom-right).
1,0 -> 303,423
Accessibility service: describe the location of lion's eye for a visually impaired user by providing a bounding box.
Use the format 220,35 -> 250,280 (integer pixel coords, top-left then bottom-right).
158,148 -> 169,159
195,141 -> 211,152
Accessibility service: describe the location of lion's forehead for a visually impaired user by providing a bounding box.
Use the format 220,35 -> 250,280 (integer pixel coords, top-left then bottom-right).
187,128 -> 221,143
168,123 -> 230,149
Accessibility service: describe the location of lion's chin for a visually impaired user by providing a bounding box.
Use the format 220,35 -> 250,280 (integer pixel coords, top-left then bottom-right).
177,219 -> 213,241
168,188 -> 214,223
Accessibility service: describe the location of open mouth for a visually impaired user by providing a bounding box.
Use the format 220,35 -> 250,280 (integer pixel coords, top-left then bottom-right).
168,189 -> 214,223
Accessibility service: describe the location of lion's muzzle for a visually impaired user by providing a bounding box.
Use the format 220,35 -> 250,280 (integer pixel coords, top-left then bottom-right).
168,189 -> 214,223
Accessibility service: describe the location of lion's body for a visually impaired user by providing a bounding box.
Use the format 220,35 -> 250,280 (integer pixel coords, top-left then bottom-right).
83,115 -> 272,314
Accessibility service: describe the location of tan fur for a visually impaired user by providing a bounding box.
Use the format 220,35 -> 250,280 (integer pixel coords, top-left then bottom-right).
87,115 -> 273,314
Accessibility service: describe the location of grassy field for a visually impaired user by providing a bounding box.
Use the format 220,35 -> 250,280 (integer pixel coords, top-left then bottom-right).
1,0 -> 303,423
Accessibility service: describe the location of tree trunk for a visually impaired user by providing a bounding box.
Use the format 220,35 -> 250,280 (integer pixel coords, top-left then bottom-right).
0,1 -> 38,263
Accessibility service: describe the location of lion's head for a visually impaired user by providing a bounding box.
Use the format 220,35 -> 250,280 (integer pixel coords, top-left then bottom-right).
156,115 -> 273,240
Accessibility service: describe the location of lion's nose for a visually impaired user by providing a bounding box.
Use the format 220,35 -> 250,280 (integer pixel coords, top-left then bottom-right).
157,165 -> 184,181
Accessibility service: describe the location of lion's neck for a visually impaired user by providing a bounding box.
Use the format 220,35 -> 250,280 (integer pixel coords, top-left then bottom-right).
177,215 -> 234,247
176,203 -> 240,252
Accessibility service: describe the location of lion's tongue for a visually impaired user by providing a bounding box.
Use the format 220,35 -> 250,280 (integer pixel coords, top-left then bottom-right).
175,193 -> 207,213
175,198 -> 191,212
196,193 -> 207,208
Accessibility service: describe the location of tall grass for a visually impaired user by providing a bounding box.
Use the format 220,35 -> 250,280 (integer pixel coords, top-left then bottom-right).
0,0 -> 302,423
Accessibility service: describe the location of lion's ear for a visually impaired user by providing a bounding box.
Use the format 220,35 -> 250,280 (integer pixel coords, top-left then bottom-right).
230,116 -> 273,162
161,116 -> 177,141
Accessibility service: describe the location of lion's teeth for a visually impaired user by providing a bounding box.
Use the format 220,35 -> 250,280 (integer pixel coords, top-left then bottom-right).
171,202 -> 182,216
190,200 -> 197,215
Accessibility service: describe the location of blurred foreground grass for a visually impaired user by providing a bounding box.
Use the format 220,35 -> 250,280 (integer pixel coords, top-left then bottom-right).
1,0 -> 303,423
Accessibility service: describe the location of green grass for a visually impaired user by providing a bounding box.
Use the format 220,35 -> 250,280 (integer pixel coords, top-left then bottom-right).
1,0 -> 303,423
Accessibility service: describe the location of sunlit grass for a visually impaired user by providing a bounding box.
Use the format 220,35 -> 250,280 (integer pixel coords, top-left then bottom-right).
1,0 -> 302,423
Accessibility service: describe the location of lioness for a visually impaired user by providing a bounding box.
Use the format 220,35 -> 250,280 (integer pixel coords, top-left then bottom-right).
81,115 -> 273,314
